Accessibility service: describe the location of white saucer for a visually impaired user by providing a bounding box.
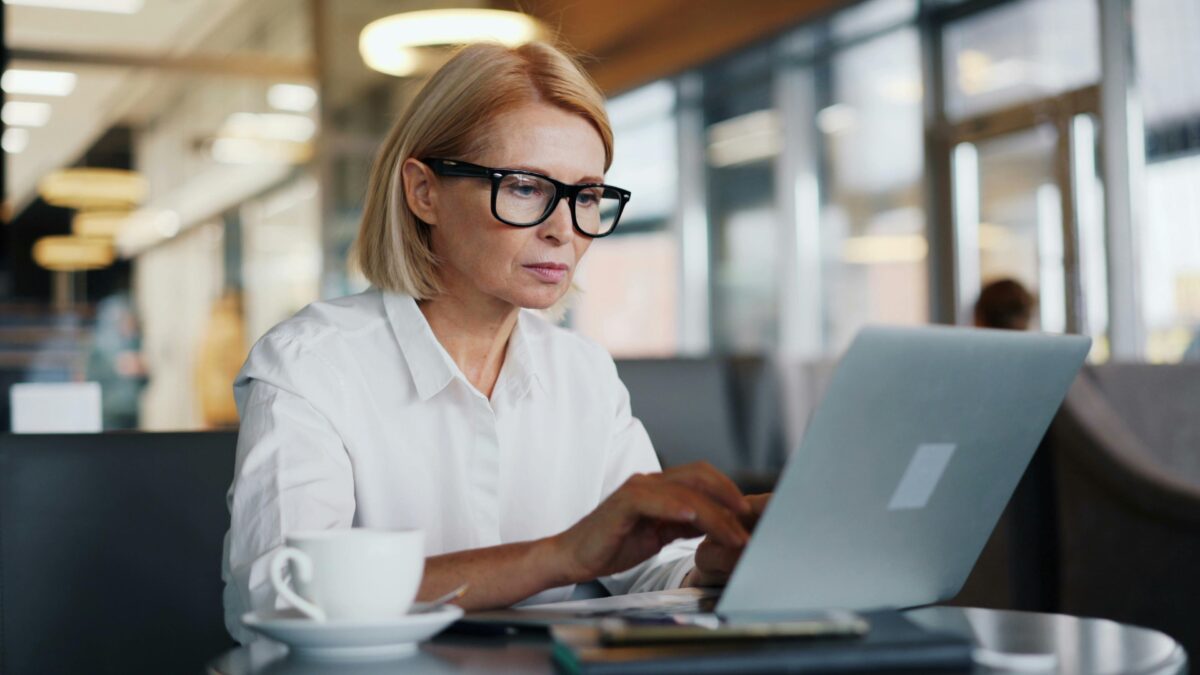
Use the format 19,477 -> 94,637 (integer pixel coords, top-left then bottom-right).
241,605 -> 464,662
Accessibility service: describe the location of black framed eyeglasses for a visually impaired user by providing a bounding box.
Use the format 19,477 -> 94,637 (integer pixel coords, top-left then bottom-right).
423,157 -> 631,238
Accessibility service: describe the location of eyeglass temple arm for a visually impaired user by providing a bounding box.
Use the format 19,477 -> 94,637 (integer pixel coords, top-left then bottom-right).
426,158 -> 490,178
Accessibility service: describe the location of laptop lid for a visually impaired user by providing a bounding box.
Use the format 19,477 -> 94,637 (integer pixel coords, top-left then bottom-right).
717,326 -> 1090,616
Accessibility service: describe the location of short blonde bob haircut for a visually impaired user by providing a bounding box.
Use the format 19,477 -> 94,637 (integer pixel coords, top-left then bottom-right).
354,41 -> 614,300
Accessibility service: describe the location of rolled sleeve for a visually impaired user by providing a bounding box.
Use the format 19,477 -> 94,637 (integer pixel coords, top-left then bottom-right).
221,335 -> 355,643
594,352 -> 698,596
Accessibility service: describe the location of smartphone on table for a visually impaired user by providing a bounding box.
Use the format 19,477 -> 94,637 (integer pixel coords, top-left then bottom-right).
596,609 -> 869,646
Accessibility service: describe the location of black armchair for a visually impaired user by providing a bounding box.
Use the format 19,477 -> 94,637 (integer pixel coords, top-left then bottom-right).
0,431 -> 237,675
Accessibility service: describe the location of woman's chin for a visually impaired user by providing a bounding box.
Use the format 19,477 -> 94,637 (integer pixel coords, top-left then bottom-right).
511,285 -> 568,311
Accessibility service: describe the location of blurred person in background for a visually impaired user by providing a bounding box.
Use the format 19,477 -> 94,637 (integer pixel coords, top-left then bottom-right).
974,278 -> 1037,331
85,291 -> 147,430
222,41 -> 766,643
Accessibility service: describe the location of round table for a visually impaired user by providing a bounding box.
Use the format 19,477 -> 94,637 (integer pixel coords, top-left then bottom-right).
207,607 -> 1188,675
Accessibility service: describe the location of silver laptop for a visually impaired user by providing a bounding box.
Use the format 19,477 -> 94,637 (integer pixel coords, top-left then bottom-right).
467,326 -> 1090,625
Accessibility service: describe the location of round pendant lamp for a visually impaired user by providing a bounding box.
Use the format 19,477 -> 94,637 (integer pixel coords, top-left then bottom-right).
38,168 -> 148,210
360,9 -> 546,77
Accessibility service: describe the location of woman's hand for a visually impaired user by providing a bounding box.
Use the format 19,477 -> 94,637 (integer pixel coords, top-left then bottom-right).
547,462 -> 752,585
684,493 -> 771,587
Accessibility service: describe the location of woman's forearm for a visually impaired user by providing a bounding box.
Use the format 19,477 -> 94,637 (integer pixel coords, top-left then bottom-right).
417,536 -> 573,611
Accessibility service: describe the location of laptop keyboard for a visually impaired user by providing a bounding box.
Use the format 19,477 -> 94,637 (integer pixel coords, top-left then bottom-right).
573,595 -> 719,618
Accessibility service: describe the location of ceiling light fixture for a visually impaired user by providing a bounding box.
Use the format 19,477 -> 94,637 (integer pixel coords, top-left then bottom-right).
841,235 -> 928,265
2,69 -> 77,96
32,236 -> 115,271
221,112 -> 316,143
38,168 -> 148,209
816,104 -> 857,135
359,9 -> 546,77
3,128 -> 29,154
268,83 -> 318,113
2,0 -> 143,14
3,101 -> 52,127
706,110 -> 782,168
210,138 -> 313,165
73,210 -> 131,238
112,210 -> 182,254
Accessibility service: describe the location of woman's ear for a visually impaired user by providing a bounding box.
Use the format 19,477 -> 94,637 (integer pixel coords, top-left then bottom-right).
400,158 -> 438,226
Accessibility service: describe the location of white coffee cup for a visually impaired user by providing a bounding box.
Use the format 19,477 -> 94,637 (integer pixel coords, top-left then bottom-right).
269,529 -> 423,622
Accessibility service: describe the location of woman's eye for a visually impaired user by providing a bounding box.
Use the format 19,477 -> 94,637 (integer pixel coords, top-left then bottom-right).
576,191 -> 600,208
506,181 -> 543,199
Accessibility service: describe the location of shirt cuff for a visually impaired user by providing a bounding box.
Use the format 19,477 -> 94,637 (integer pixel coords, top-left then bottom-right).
665,553 -> 697,590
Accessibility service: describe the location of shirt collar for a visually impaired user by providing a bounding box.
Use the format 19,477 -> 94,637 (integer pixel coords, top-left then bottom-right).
503,310 -> 544,401
381,290 -> 544,402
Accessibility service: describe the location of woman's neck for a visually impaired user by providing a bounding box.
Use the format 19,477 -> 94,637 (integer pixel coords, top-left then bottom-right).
416,287 -> 519,400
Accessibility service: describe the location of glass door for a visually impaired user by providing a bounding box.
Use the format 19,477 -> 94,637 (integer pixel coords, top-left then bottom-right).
948,90 -> 1108,355
954,123 -> 1066,332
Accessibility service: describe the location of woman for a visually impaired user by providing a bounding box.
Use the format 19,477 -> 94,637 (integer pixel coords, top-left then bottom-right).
222,41 -> 765,643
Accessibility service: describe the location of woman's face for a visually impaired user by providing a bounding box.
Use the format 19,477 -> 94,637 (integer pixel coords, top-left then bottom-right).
418,102 -> 606,311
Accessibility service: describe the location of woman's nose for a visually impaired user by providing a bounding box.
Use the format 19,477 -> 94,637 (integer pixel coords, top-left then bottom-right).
538,197 -> 574,245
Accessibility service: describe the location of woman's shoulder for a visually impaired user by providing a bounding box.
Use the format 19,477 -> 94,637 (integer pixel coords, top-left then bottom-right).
259,290 -> 386,349
245,290 -> 391,374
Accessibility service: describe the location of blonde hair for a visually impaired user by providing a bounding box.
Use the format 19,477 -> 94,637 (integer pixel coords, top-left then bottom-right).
353,41 -> 613,301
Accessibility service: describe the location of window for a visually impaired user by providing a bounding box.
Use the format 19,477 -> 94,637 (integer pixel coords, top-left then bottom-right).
822,28 -> 928,351
1134,0 -> 1200,362
571,83 -> 681,356
943,0 -> 1099,120
705,49 -> 780,353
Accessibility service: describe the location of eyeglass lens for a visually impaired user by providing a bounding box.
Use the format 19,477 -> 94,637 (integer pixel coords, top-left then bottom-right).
496,174 -> 622,235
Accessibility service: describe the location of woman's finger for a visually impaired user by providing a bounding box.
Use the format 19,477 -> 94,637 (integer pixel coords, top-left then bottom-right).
648,480 -> 749,548
656,522 -> 704,545
616,478 -> 708,525
741,493 -> 772,529
663,462 -> 750,515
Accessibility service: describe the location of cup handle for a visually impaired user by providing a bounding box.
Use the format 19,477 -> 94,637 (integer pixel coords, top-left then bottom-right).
269,547 -> 327,622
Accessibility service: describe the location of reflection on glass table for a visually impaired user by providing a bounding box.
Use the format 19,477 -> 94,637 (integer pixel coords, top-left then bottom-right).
207,607 -> 1188,675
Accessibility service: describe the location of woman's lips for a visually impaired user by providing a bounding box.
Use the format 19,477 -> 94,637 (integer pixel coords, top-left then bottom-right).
523,263 -> 568,283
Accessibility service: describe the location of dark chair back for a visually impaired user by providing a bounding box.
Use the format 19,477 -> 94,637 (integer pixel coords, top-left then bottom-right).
0,431 -> 237,675
1049,365 -> 1200,659
949,436 -> 1060,613
615,357 -> 744,474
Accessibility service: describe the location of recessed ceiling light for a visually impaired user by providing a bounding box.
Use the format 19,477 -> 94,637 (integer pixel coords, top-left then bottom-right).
210,137 -> 312,165
268,83 -> 318,113
2,0 -> 143,14
73,210 -> 131,238
360,9 -> 546,77
2,69 -> 77,97
3,128 -> 30,154
3,101 -> 52,127
841,235 -> 929,265
816,103 -> 857,135
221,112 -> 316,143
706,110 -> 782,168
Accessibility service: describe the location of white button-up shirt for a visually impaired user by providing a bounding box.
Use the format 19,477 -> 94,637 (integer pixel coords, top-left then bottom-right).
222,289 -> 697,642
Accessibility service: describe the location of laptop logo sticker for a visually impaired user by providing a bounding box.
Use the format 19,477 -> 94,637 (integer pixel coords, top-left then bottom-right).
887,443 -> 957,511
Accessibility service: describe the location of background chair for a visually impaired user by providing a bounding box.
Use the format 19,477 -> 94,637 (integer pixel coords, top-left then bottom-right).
949,438 -> 1059,613
953,362 -> 1200,658
0,431 -> 237,675
1048,364 -> 1200,659
614,357 -> 745,475
772,356 -> 840,470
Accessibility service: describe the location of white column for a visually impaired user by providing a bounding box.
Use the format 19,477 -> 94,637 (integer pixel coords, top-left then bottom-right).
675,73 -> 712,355
1099,0 -> 1147,358
773,64 -> 824,359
